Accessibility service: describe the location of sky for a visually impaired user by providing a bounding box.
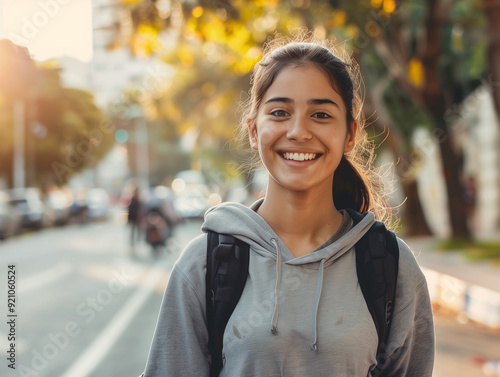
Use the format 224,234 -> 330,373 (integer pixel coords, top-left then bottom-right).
0,0 -> 93,62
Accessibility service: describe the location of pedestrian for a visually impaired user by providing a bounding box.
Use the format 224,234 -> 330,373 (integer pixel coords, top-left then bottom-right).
128,187 -> 142,254
141,34 -> 435,376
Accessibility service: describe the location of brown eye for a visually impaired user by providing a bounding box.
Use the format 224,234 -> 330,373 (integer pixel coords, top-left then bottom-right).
271,110 -> 289,117
312,112 -> 331,119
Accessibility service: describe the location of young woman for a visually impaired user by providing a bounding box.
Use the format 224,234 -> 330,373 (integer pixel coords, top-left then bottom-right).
142,36 -> 435,377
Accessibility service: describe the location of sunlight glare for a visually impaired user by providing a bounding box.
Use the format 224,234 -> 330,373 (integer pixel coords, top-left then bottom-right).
0,0 -> 92,62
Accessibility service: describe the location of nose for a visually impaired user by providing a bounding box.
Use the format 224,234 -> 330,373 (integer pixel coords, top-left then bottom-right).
286,114 -> 312,141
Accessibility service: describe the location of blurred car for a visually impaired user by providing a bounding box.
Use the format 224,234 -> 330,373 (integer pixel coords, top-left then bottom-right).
173,189 -> 210,219
173,170 -> 207,186
69,188 -> 89,223
171,170 -> 212,219
45,189 -> 72,225
4,187 -> 52,229
86,188 -> 109,220
0,191 -> 22,239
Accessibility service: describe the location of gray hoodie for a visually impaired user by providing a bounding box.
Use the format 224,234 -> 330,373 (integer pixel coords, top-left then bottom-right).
143,200 -> 435,376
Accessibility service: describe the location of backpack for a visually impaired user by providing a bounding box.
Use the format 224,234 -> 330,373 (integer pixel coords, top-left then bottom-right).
206,210 -> 399,377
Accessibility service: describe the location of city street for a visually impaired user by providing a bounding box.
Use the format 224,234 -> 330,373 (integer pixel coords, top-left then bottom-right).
0,210 -> 498,377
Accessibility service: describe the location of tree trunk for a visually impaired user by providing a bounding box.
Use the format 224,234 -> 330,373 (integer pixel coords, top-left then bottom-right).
482,0 -> 500,231
421,0 -> 471,239
363,96 -> 432,237
482,0 -> 500,124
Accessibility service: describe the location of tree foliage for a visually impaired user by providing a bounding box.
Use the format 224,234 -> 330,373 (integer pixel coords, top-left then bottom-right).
0,40 -> 114,188
118,0 -> 488,237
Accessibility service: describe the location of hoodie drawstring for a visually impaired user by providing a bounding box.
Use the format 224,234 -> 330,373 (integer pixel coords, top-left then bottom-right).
270,238 -> 282,335
269,239 -> 326,351
310,259 -> 325,351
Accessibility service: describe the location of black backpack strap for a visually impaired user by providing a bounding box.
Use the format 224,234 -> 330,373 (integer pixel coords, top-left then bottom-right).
346,210 -> 399,363
206,231 -> 250,377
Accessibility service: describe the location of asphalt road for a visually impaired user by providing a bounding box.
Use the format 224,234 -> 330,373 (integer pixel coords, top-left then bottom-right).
0,210 -> 498,377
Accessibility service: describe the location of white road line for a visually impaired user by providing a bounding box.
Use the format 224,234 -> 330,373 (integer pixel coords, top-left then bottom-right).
19,263 -> 73,293
60,267 -> 165,377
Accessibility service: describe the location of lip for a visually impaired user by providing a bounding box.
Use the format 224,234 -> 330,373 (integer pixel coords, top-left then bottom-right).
278,148 -> 323,155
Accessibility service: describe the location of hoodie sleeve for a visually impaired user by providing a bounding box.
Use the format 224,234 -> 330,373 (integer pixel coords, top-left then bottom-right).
143,235 -> 210,377
372,239 -> 435,377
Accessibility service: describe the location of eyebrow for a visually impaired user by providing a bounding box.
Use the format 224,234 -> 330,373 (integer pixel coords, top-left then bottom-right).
264,97 -> 340,109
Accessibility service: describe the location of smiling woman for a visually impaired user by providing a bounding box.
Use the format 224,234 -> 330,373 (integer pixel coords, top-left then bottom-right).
0,0 -> 92,62
140,33 -> 435,377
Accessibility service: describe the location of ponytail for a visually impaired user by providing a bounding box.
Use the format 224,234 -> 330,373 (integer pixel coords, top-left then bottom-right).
333,156 -> 370,214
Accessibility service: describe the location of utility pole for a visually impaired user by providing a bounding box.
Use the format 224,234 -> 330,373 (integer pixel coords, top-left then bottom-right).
13,100 -> 25,189
126,104 -> 149,193
135,116 -> 150,193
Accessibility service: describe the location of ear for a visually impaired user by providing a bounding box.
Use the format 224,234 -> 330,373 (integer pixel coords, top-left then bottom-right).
248,120 -> 259,150
344,121 -> 357,153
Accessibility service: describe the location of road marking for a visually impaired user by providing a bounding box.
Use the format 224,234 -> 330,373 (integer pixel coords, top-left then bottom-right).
59,266 -> 166,377
19,263 -> 73,293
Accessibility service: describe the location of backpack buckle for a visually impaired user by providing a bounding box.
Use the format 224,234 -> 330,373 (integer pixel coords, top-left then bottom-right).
385,300 -> 393,325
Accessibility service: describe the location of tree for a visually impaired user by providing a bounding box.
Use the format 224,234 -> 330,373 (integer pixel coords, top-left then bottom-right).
117,0 -> 488,238
481,0 -> 500,229
364,0 -> 485,239
0,40 -> 115,188
481,0 -> 500,123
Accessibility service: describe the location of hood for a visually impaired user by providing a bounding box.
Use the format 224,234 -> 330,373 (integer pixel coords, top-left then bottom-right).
202,198 -> 375,268
202,198 -> 377,351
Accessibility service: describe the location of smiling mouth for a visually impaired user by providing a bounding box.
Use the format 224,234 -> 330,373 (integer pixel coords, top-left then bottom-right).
280,152 -> 321,161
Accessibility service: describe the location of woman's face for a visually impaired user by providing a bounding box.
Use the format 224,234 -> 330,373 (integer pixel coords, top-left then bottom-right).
249,64 -> 356,194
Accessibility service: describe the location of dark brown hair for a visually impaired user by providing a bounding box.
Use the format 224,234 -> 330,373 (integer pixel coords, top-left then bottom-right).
240,34 -> 391,224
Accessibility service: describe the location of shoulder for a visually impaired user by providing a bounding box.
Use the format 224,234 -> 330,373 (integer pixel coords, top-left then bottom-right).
383,237 -> 435,364
171,233 -> 208,291
395,237 -> 426,287
393,236 -> 430,313
176,233 -> 207,269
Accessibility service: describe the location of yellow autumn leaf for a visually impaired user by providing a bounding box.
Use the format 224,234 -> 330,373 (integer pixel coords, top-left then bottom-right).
251,0 -> 267,8
371,0 -> 383,8
133,24 -> 160,57
383,0 -> 396,14
333,10 -> 347,27
192,6 -> 204,18
177,46 -> 194,66
201,16 -> 227,42
187,18 -> 199,34
345,24 -> 360,39
407,57 -> 424,88
226,23 -> 251,53
264,0 -> 281,9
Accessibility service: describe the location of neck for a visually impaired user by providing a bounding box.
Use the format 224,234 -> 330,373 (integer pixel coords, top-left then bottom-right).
257,180 -> 343,252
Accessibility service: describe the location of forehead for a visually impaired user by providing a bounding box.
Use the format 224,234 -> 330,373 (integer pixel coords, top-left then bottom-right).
262,65 -> 346,109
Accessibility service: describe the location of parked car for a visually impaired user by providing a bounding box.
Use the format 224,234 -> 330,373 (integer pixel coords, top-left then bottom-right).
69,188 -> 89,223
4,187 -> 52,229
171,170 -> 212,219
86,188 -> 109,220
173,170 -> 207,186
0,191 -> 22,239
45,189 -> 72,225
173,188 -> 211,219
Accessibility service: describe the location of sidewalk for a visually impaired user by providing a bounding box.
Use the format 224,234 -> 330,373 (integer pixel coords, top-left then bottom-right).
405,237 -> 500,329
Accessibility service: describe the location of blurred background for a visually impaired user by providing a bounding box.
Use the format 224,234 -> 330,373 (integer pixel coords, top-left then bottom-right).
0,0 -> 499,376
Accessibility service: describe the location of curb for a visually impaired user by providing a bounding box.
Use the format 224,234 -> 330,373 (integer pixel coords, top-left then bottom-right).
422,267 -> 500,329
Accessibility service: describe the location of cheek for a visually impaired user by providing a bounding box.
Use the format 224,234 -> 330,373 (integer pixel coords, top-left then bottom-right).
256,126 -> 277,148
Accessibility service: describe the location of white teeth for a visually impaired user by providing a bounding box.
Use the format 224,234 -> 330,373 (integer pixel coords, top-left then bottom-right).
283,153 -> 317,161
